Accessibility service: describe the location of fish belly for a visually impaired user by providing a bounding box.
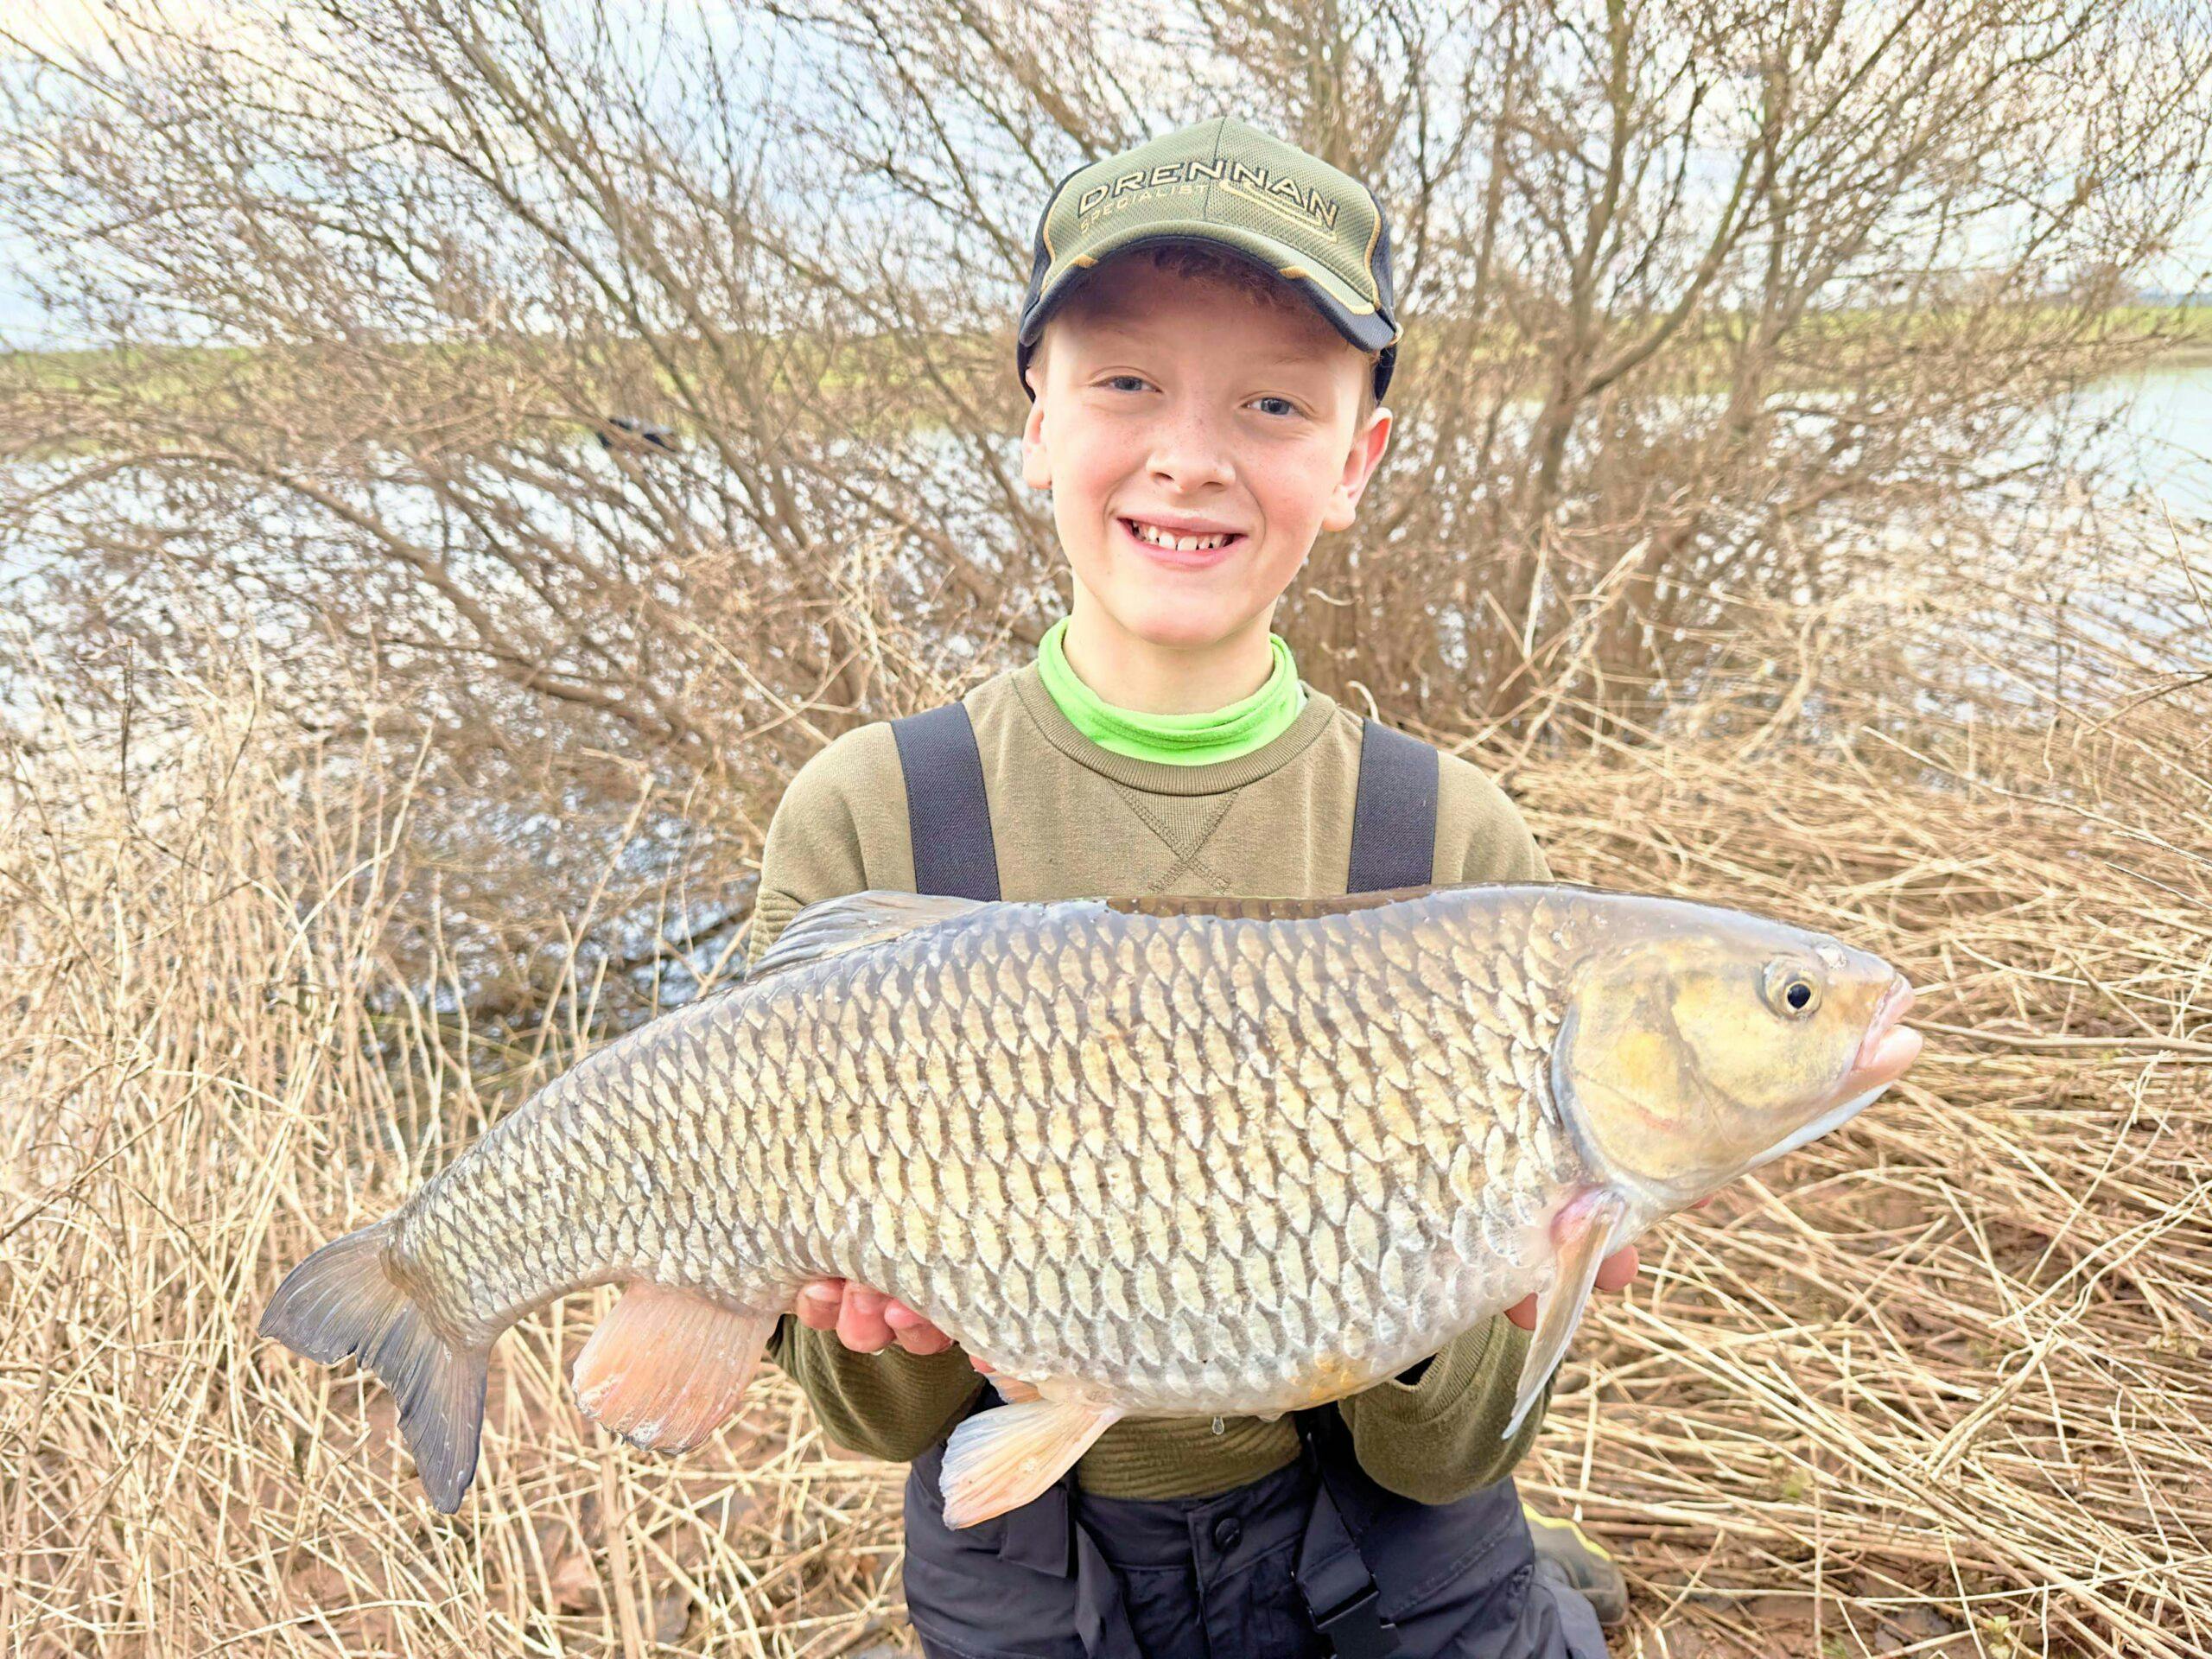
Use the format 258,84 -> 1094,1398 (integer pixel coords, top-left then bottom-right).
376,891 -> 1584,1416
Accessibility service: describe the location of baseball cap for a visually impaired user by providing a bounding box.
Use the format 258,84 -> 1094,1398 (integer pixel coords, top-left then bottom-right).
1014,117 -> 1400,404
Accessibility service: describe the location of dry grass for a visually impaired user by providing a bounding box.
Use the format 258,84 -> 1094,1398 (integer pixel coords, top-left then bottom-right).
2,517 -> 2208,1656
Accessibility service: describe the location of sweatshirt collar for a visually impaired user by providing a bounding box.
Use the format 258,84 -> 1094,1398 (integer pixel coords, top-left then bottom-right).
1035,617 -> 1308,766
1011,658 -> 1339,797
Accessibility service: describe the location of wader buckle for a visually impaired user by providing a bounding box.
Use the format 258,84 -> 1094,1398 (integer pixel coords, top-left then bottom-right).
1312,1584 -> 1400,1659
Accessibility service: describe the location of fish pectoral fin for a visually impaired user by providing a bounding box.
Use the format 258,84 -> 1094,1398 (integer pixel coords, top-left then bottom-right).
938,1397 -> 1122,1529
1504,1187 -> 1630,1441
572,1281 -> 778,1454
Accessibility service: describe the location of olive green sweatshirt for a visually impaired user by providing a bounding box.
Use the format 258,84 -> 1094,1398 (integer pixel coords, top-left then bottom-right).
746,661 -> 1558,1503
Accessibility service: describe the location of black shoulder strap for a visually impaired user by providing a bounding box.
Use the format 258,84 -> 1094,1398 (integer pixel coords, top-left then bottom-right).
1291,1407 -> 1403,1658
888,702 -> 1001,901
1345,718 -> 1440,894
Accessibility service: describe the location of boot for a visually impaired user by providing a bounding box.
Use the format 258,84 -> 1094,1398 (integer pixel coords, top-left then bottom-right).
1522,1502 -> 1627,1628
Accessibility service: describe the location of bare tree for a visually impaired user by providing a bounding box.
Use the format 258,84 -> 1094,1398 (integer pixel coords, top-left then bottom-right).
0,0 -> 2205,1009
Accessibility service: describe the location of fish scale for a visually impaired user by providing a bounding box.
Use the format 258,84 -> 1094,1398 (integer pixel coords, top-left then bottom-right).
264,882 -> 1922,1518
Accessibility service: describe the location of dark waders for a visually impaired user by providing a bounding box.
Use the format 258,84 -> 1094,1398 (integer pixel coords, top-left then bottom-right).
886,705 -> 1610,1659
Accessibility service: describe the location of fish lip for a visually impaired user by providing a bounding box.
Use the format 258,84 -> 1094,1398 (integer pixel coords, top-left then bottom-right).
1853,974 -> 1921,1083
1740,975 -> 1923,1177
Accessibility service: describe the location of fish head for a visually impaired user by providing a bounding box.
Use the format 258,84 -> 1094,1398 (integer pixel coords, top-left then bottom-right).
1551,905 -> 1921,1210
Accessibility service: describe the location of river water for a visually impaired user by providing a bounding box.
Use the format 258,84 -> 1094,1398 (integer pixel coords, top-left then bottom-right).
2046,359 -> 2212,515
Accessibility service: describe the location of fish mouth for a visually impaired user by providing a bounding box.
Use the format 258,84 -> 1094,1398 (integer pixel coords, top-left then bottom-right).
1739,974 -> 1922,1175
1853,973 -> 1921,1087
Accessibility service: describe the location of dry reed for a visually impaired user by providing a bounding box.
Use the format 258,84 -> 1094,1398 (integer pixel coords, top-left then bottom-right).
2,513 -> 2208,1657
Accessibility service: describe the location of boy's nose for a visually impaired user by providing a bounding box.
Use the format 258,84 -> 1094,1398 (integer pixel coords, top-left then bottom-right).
1146,419 -> 1236,491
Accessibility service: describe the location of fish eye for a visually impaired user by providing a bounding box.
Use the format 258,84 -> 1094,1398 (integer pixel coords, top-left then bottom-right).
1762,959 -> 1822,1019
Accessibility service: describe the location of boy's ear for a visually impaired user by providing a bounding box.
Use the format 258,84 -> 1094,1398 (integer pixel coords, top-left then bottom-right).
1320,404 -> 1392,533
1020,375 -> 1052,490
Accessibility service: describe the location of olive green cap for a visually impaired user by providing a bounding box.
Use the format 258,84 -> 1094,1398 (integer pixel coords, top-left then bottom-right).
1015,117 -> 1400,404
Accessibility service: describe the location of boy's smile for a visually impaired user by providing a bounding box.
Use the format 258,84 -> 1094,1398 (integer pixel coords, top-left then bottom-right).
1020,251 -> 1392,712
1116,512 -> 1243,568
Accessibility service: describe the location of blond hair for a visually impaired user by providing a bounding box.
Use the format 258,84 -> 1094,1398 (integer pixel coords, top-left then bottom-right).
1028,243 -> 1382,427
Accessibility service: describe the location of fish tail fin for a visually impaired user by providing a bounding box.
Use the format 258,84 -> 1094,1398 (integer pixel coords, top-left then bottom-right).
258,1219 -> 491,1513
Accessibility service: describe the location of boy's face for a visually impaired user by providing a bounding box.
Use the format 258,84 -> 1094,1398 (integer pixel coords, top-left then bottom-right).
1020,257 -> 1391,655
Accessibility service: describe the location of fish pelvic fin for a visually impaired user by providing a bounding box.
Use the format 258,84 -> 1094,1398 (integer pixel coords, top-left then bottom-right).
1503,1186 -> 1630,1441
258,1219 -> 490,1514
572,1281 -> 778,1453
938,1396 -> 1122,1529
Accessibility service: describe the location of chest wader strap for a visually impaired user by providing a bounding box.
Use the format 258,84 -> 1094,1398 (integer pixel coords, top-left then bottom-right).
1295,717 -> 1437,1659
890,705 -> 1439,900
1294,1406 -> 1405,1658
890,702 -> 1001,901
893,700 -> 1440,1659
1347,719 -> 1440,893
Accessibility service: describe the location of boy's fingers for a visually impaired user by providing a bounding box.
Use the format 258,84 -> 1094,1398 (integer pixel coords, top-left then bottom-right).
795,1280 -> 844,1330
884,1300 -> 954,1355
836,1294 -> 893,1353
1593,1245 -> 1640,1294
1503,1247 -> 1641,1333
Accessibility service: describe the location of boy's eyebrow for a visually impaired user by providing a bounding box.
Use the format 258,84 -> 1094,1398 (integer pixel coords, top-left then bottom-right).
1070,325 -> 1340,376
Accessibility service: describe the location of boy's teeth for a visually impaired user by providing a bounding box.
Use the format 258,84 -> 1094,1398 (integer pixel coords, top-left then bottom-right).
1130,520 -> 1233,551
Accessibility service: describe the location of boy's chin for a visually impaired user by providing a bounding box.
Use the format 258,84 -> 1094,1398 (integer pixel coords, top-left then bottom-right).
1082,564 -> 1282,655
1101,597 -> 1257,653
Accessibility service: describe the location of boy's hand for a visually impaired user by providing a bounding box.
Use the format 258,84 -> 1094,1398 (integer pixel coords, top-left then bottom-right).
1503,1195 -> 1714,1332
796,1277 -> 977,1362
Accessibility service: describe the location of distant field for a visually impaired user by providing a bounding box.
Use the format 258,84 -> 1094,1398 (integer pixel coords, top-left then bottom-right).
6,303 -> 2207,436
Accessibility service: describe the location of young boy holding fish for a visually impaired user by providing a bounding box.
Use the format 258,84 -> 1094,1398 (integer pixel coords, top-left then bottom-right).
748,118 -> 1627,1658
259,124 -> 1926,1648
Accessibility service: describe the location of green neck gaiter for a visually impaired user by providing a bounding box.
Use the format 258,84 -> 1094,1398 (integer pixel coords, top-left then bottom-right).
1035,616 -> 1307,766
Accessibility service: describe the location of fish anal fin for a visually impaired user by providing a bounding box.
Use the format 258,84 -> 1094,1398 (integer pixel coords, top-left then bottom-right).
1504,1187 -> 1629,1440
986,1374 -> 1042,1405
572,1281 -> 778,1453
938,1397 -> 1122,1529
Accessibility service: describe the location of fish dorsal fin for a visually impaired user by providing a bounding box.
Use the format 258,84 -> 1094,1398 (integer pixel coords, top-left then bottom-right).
749,890 -> 984,980
1103,886 -> 1446,922
1504,1185 -> 1630,1440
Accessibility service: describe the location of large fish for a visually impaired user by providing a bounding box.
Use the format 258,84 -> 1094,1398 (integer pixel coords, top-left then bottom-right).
260,883 -> 1921,1525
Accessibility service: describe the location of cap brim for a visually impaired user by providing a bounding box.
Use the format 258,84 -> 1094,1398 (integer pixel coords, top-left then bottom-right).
1016,223 -> 1398,360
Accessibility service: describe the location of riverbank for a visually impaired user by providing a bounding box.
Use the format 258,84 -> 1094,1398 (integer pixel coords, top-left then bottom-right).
7,304 -> 2208,455
2,514 -> 2207,1656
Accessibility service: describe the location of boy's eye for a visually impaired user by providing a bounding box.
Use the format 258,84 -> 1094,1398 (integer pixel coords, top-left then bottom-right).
1251,395 -> 1302,418
1103,374 -> 1151,393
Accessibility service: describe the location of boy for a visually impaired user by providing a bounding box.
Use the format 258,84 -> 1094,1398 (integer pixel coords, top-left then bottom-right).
746,118 -> 1624,1657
